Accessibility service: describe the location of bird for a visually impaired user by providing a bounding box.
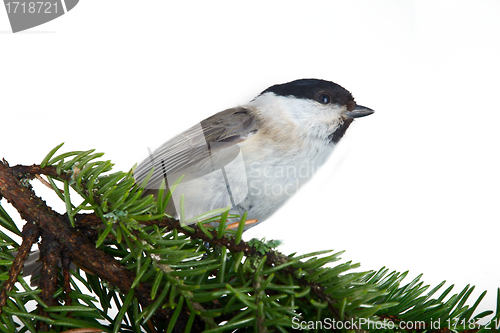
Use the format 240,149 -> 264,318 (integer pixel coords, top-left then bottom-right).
134,79 -> 374,230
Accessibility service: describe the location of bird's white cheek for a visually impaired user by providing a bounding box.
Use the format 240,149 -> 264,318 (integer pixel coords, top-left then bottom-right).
289,105 -> 345,140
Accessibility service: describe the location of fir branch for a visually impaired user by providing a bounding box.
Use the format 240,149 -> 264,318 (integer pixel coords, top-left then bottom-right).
0,160 -> 169,323
0,146 -> 498,332
140,216 -> 344,321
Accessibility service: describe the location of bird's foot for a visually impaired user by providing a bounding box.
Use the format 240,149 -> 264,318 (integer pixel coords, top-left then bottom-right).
202,219 -> 258,230
225,219 -> 258,230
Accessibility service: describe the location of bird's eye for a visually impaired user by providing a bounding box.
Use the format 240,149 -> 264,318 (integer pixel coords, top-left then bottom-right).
316,93 -> 331,104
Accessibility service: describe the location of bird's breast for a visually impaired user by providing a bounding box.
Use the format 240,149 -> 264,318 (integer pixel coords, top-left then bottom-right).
233,134 -> 334,220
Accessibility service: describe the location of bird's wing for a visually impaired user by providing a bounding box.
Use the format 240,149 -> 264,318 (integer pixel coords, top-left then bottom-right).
134,106 -> 258,189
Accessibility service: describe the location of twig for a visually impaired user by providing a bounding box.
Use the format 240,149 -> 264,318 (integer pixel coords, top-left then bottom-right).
62,252 -> 72,307
35,174 -> 61,192
39,232 -> 61,307
10,164 -> 64,181
60,329 -> 105,333
0,222 -> 40,314
37,233 -> 62,331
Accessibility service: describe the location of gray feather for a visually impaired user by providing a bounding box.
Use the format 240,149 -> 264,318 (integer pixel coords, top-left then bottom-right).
134,106 -> 258,197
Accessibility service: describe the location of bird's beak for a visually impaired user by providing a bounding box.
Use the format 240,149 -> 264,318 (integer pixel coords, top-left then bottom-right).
344,105 -> 375,118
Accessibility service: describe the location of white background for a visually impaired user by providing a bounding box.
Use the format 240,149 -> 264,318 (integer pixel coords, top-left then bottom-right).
1,0 -> 499,323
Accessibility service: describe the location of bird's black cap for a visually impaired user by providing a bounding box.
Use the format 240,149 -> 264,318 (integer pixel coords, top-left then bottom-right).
260,79 -> 355,107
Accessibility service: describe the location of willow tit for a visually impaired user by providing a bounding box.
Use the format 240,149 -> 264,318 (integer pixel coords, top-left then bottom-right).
134,79 -> 374,229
